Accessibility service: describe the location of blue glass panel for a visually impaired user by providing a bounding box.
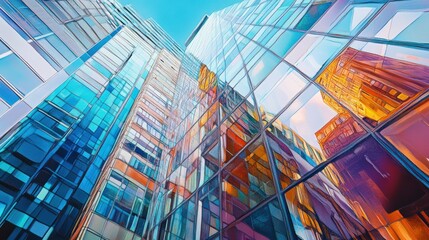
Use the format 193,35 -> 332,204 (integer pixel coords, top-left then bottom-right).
89,59 -> 112,79
0,51 -> 42,95
30,221 -> 49,237
248,50 -> 282,87
0,79 -> 20,105
295,2 -> 333,31
6,209 -> 31,228
270,30 -> 303,58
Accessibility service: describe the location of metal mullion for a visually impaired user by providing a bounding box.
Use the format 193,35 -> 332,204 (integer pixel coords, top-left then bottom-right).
261,131 -> 298,240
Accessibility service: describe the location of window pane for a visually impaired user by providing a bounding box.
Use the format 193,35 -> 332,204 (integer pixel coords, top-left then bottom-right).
0,100 -> 8,116
316,41 -> 429,126
223,199 -> 288,240
0,44 -> 42,95
0,39 -> 10,54
0,79 -> 20,105
294,1 -> 333,31
200,139 -> 220,185
285,137 -> 429,240
198,178 -> 220,239
266,85 -> 366,175
269,30 -> 303,58
359,0 -> 429,44
285,34 -> 349,78
221,137 -> 275,223
329,4 -> 379,36
255,63 -> 309,118
248,50 -> 282,87
220,95 -> 260,163
381,99 -> 429,175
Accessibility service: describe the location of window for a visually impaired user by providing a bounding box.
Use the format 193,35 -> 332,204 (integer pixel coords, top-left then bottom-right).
0,41 -> 42,95
0,78 -> 20,105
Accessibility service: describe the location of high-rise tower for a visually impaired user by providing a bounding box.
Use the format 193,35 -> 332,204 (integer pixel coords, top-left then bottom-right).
146,0 -> 429,239
0,0 -> 185,239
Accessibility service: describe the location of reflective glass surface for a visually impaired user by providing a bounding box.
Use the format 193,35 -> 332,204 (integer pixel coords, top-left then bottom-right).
381,100 -> 429,175
0,41 -> 42,95
286,137 -> 429,240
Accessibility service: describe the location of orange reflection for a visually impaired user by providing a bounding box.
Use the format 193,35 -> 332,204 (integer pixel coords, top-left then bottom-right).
315,111 -> 365,158
317,47 -> 429,126
222,139 -> 275,223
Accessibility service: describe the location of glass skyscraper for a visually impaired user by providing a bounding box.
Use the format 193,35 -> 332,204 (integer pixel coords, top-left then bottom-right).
1,0 -> 429,239
72,49 -> 181,240
0,0 -> 184,239
146,0 -> 429,239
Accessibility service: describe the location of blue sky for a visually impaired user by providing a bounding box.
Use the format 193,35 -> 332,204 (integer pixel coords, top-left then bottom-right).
121,0 -> 242,48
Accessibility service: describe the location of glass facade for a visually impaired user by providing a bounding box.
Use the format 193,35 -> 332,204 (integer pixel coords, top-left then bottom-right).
0,26 -> 157,239
0,0 -> 117,138
0,0 -> 184,239
73,49 -> 181,240
1,0 -> 429,239
147,0 -> 429,239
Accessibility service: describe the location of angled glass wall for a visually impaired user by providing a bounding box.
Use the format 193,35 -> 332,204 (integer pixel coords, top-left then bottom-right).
73,49 -> 181,240
0,0 -> 119,141
0,26 -> 157,239
148,0 -> 429,239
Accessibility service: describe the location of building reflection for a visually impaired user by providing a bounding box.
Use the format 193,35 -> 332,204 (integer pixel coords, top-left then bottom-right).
316,95 -> 366,159
264,111 -> 326,165
194,50 -> 429,239
286,137 -> 429,240
231,47 -> 429,239
317,47 -> 429,126
146,18 -> 429,239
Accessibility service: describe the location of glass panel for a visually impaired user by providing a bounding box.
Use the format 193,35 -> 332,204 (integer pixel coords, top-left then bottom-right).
198,178 -> 220,239
37,37 -> 69,67
266,131 -> 303,190
316,41 -> 429,126
223,199 -> 288,240
227,69 -> 251,98
359,0 -> 429,44
255,64 -> 309,119
0,43 -> 42,95
266,85 -> 366,174
248,50 -> 282,87
0,1 -> 50,37
0,9 -> 30,40
200,139 -> 220,185
0,40 -> 10,55
221,137 -> 275,224
160,196 -> 196,240
43,35 -> 76,61
294,1 -> 333,31
220,95 -> 260,163
29,221 -> 49,237
269,30 -> 304,58
285,137 -> 429,240
0,79 -> 20,105
285,34 -> 349,78
329,4 -> 380,36
183,153 -> 199,195
219,74 -> 251,120
0,100 -> 8,116
381,99 -> 429,175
